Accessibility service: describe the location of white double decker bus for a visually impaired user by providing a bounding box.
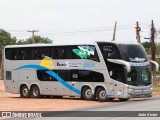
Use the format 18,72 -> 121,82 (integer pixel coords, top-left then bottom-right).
3,41 -> 159,102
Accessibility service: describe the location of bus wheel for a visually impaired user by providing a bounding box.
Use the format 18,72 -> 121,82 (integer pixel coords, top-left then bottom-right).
82,87 -> 95,100
96,87 -> 108,102
20,85 -> 30,98
119,98 -> 129,102
31,85 -> 41,98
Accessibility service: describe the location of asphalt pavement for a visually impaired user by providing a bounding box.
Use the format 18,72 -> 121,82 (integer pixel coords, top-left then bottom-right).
6,96 -> 160,120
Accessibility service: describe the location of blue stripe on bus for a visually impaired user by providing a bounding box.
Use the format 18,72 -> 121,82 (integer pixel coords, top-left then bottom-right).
15,64 -> 48,70
46,71 -> 81,95
15,64 -> 81,95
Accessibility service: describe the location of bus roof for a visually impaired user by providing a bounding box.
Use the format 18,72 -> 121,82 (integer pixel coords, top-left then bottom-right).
5,41 -> 140,48
4,42 -> 95,48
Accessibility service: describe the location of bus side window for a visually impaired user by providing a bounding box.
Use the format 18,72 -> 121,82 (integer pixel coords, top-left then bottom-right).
24,48 -> 31,60
109,70 -> 124,82
108,47 -> 118,59
5,48 -> 12,60
88,49 -> 100,62
31,48 -> 41,60
51,47 -> 66,59
51,48 -> 59,59
11,50 -> 17,60
41,48 -> 50,58
70,45 -> 100,61
99,44 -> 120,59
58,48 -> 65,59
37,70 -> 56,81
57,70 -> 70,81
69,46 -> 81,59
17,49 -> 25,60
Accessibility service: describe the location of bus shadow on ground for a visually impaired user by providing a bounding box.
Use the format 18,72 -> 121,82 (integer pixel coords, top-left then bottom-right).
9,95 -> 157,102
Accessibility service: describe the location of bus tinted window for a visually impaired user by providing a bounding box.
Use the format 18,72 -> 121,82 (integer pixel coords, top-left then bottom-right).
98,43 -> 120,59
50,45 -> 99,61
5,48 -> 12,60
5,45 -> 99,61
5,47 -> 50,60
37,70 -> 70,81
37,70 -> 104,82
51,46 -> 81,59
118,44 -> 148,62
31,47 -> 50,60
37,70 -> 56,81
68,46 -> 81,59
6,48 -> 27,60
51,47 -> 66,59
72,45 -> 99,61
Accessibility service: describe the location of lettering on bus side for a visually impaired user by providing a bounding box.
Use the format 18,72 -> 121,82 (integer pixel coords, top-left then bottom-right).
84,62 -> 95,68
56,62 -> 83,67
57,62 -> 67,67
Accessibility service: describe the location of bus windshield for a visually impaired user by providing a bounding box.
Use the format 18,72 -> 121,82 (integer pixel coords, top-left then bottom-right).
127,66 -> 151,86
117,44 -> 148,62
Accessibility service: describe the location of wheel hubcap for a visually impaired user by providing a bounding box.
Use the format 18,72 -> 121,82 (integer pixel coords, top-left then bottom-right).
33,88 -> 39,97
23,88 -> 29,96
85,89 -> 93,98
99,90 -> 107,100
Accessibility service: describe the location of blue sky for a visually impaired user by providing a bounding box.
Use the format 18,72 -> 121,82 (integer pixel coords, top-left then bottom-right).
0,0 -> 160,44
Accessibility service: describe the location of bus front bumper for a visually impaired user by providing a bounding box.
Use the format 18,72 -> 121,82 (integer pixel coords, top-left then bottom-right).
126,88 -> 152,98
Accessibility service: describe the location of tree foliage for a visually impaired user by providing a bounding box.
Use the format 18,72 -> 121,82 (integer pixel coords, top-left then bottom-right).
0,29 -> 17,61
0,29 -> 53,64
141,41 -> 150,54
17,35 -> 52,45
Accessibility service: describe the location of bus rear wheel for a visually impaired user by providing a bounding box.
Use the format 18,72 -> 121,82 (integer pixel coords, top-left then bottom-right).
20,85 -> 30,98
96,87 -> 108,102
31,85 -> 41,98
82,87 -> 95,100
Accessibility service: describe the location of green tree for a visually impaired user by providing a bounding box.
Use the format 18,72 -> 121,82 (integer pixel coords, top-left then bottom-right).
0,29 -> 17,63
17,35 -> 52,45
142,41 -> 150,54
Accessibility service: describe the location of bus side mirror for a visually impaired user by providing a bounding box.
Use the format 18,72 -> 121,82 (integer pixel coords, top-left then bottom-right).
150,60 -> 159,72
107,59 -> 131,73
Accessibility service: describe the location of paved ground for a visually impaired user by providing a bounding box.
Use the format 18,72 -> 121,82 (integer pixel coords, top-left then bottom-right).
30,96 -> 160,120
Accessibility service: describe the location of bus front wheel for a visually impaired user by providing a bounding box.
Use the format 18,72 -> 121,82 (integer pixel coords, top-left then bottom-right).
31,85 -> 41,98
20,85 -> 30,98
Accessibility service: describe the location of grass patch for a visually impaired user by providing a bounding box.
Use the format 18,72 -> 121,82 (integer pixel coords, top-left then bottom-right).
153,87 -> 160,92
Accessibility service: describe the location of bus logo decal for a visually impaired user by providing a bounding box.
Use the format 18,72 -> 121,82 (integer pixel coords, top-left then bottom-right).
79,70 -> 90,76
72,73 -> 78,79
73,45 -> 95,59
